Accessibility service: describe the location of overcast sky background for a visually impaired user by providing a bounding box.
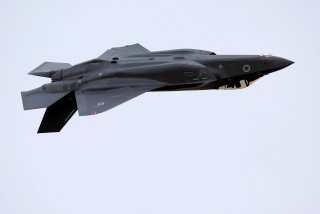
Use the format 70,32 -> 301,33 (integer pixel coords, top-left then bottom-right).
1,0 -> 319,213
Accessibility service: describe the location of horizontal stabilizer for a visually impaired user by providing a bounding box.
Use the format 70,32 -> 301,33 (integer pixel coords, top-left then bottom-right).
29,62 -> 72,78
21,87 -> 67,110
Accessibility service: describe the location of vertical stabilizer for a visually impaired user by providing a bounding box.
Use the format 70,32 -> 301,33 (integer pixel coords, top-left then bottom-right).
38,92 -> 78,133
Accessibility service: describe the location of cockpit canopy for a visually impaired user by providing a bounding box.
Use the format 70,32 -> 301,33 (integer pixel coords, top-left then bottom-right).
260,54 -> 272,58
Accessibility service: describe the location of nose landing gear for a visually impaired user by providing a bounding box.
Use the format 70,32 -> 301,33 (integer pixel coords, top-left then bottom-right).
218,79 -> 260,90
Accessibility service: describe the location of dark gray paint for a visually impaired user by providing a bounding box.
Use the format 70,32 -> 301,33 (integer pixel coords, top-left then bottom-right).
21,44 -> 293,132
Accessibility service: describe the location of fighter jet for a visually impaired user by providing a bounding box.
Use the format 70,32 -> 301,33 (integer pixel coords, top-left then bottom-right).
21,44 -> 294,133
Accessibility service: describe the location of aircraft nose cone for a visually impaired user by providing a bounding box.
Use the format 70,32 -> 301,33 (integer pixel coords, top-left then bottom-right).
261,56 -> 294,74
275,57 -> 294,69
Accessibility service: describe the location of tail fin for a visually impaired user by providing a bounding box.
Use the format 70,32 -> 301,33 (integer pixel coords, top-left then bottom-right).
21,89 -> 78,133
38,92 -> 77,133
29,62 -> 71,78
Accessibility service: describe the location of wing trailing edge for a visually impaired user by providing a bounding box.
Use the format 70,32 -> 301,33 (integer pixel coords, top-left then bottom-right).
75,86 -> 156,116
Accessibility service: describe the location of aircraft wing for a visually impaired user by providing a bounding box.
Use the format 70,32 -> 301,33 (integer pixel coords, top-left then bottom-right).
98,43 -> 150,60
75,86 -> 155,116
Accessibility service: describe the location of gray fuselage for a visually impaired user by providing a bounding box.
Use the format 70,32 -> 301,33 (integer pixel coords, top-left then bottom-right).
47,49 -> 292,93
22,44 -> 294,133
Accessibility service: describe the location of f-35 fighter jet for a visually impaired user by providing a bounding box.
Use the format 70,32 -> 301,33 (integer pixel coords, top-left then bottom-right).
21,44 -> 294,133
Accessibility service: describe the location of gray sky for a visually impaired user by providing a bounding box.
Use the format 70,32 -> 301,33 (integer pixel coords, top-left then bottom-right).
1,0 -> 319,213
